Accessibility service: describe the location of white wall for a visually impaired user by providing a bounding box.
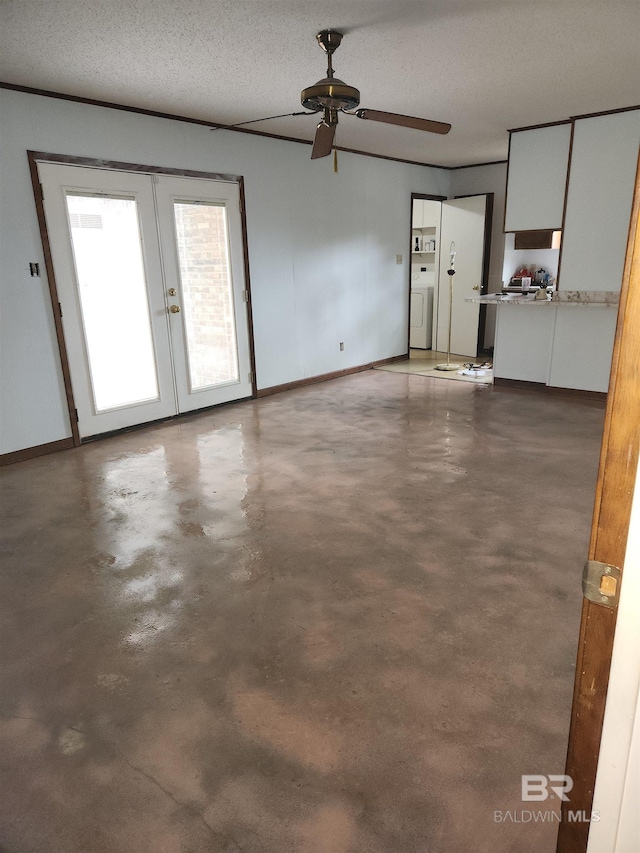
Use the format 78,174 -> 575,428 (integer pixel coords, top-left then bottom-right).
450,161 -> 508,348
0,88 -> 450,454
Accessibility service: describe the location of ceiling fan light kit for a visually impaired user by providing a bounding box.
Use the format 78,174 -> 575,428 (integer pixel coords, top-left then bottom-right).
301,29 -> 452,161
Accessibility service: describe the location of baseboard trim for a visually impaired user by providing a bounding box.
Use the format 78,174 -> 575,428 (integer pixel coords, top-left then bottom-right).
1,357 -> 409,462
256,355 -> 407,398
493,378 -> 546,391
0,436 -> 75,466
493,377 -> 607,402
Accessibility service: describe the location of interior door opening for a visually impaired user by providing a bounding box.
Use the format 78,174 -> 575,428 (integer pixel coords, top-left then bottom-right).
37,160 -> 255,439
408,193 -> 492,374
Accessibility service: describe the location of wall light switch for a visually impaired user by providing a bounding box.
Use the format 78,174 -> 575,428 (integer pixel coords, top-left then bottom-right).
29,262 -> 40,277
396,254 -> 403,265
339,342 -> 345,351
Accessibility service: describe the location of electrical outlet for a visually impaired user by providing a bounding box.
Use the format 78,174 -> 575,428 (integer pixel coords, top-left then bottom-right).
339,342 -> 345,351
396,254 -> 403,265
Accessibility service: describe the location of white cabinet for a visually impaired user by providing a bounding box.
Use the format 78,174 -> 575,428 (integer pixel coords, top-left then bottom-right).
493,306 -> 556,383
548,307 -> 617,392
496,108 -> 639,393
412,199 -> 432,228
492,302 -> 618,392
558,110 -> 640,293
411,198 -> 440,255
504,124 -> 572,232
411,198 -> 441,292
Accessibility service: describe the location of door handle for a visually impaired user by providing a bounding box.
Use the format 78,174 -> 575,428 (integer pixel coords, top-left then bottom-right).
472,285 -> 480,291
169,304 -> 181,313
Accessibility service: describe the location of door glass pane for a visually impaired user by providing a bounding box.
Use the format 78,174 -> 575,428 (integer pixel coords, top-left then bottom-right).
66,193 -> 159,412
173,201 -> 239,390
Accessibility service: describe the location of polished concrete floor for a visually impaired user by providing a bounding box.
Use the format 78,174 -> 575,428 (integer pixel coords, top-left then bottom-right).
0,371 -> 605,852
377,351 -> 494,386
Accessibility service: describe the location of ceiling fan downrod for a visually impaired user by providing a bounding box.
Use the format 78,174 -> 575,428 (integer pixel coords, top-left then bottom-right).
316,29 -> 343,78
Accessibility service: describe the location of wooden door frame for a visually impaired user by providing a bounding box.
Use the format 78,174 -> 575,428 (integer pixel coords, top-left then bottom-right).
407,193 -> 446,355
27,151 -> 258,447
556,151 -> 640,852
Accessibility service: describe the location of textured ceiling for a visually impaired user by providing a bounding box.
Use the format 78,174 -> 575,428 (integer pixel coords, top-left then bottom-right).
1,0 -> 638,167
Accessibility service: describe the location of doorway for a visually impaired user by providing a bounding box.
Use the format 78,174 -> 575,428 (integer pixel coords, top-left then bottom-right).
37,162 -> 254,439
409,193 -> 491,360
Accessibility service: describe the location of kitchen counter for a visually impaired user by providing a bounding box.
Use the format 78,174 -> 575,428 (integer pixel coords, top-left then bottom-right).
487,289 -> 619,392
467,290 -> 619,306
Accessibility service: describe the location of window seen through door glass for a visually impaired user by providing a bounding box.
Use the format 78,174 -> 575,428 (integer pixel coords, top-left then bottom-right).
66,193 -> 159,412
173,201 -> 240,390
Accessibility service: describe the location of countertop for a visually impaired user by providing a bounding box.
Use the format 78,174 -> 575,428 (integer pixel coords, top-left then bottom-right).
466,290 -> 620,306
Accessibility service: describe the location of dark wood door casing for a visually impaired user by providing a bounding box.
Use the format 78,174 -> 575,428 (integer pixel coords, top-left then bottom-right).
556,152 -> 640,852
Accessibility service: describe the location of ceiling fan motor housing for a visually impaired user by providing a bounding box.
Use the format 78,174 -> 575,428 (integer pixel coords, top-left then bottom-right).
301,79 -> 360,113
302,29 -> 360,113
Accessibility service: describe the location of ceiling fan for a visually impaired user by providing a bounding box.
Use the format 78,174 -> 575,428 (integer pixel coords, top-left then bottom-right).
301,29 -> 451,159
211,30 -> 451,160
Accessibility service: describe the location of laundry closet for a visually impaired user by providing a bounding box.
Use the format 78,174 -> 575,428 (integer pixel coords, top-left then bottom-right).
409,194 -> 490,358
409,198 -> 441,349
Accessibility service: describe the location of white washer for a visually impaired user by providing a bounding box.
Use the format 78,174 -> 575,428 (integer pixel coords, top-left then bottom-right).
409,286 -> 434,349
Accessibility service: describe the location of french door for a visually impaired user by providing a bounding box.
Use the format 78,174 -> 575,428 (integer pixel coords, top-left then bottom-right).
39,163 -> 253,438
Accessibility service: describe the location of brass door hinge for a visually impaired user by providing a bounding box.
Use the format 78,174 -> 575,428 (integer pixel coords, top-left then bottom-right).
582,560 -> 621,608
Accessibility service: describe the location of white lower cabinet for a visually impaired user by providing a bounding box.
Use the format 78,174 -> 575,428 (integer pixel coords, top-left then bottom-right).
493,308 -> 556,384
548,307 -> 617,393
493,304 -> 618,393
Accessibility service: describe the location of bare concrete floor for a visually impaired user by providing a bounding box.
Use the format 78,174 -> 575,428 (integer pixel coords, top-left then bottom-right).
0,371 -> 605,853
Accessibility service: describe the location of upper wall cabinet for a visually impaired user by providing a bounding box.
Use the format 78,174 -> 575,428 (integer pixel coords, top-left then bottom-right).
412,198 -> 442,229
412,199 -> 425,228
504,124 -> 572,232
558,110 -> 640,293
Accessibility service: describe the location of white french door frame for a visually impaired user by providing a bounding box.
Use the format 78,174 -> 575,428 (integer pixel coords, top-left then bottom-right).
28,151 -> 256,444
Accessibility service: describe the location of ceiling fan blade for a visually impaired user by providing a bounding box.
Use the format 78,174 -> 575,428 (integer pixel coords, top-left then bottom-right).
311,120 -> 336,159
355,109 -> 451,135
